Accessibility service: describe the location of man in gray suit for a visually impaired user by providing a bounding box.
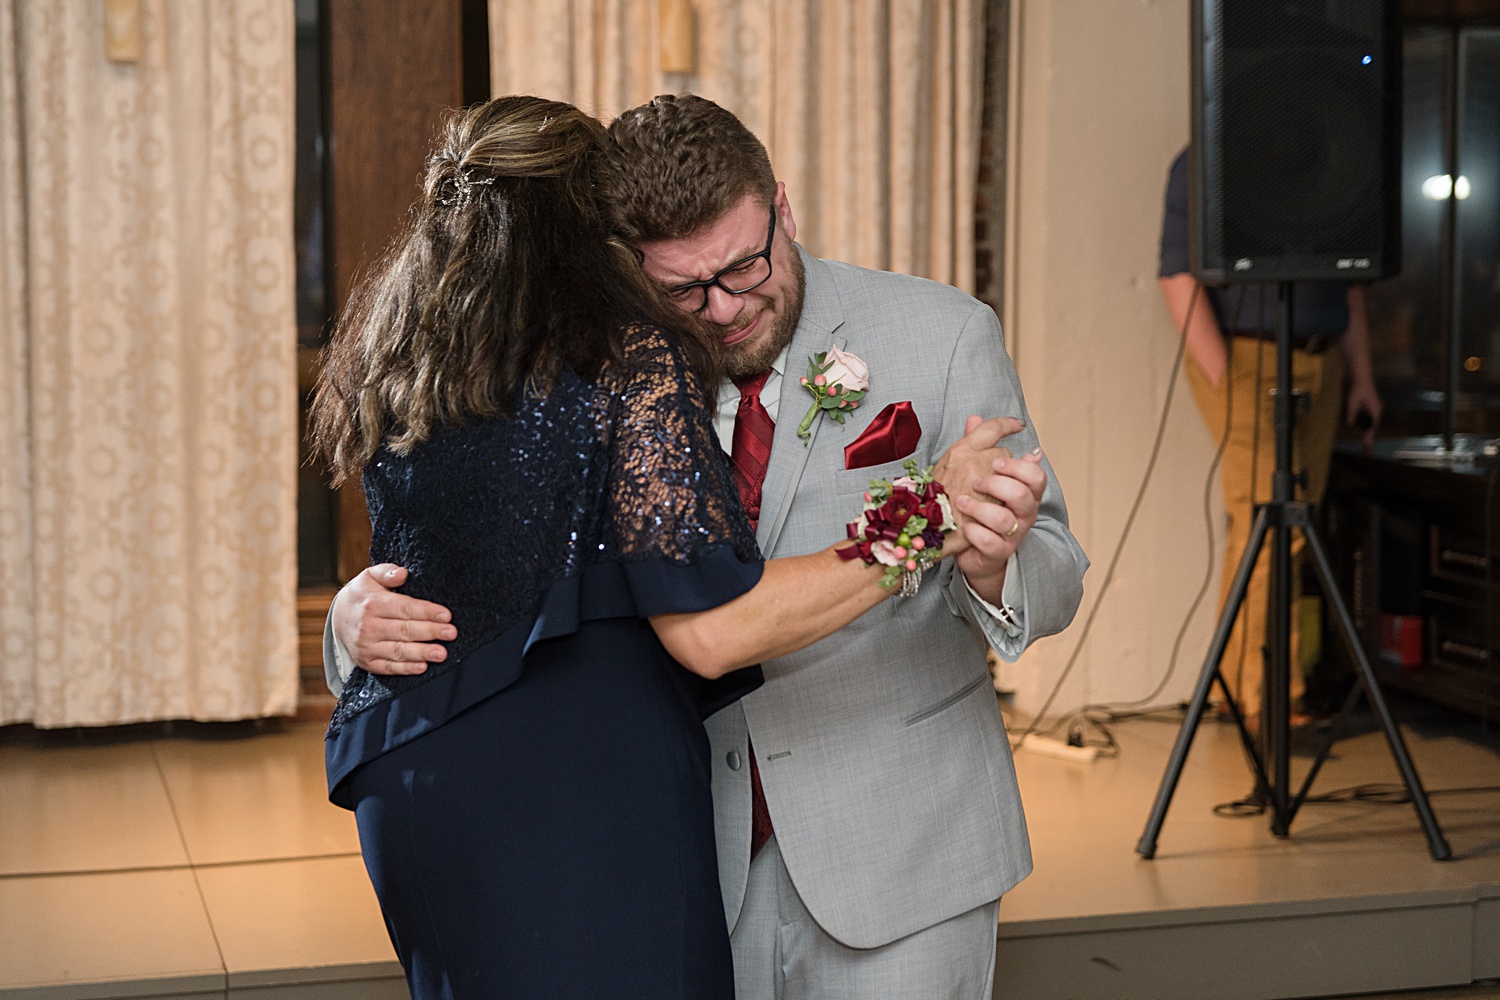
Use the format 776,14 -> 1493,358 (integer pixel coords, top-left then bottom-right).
329,96 -> 1087,999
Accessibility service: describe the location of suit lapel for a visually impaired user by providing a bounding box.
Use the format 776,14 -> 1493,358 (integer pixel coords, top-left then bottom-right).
758,249 -> 845,556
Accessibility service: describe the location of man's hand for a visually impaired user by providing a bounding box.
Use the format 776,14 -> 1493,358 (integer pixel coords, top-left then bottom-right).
930,416 -> 1027,560
333,564 -> 457,676
950,415 -> 1048,604
1346,376 -> 1383,448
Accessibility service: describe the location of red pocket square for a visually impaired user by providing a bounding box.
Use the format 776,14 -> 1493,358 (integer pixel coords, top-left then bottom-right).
845,401 -> 921,470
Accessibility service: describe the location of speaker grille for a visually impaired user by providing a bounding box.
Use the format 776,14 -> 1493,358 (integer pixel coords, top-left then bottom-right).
1195,0 -> 1400,281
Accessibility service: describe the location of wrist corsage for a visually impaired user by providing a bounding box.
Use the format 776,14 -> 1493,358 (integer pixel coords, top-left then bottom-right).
836,459 -> 957,597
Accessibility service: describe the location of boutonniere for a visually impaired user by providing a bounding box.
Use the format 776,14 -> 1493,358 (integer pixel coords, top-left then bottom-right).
797,346 -> 870,443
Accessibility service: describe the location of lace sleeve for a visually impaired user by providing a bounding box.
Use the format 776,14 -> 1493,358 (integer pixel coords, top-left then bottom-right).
605,328 -> 760,565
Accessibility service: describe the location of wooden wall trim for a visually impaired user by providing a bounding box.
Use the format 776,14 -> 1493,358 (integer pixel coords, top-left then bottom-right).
323,0 -> 466,581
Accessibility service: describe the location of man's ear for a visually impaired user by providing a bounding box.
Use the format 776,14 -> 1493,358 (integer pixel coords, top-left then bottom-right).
774,181 -> 797,242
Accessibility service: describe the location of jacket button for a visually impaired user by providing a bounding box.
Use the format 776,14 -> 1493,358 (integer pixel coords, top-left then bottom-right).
726,750 -> 742,771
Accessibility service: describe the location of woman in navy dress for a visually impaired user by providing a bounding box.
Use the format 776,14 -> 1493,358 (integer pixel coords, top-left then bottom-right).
308,97 -> 977,1000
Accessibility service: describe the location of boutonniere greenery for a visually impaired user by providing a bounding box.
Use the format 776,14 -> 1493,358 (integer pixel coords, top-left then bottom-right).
797,345 -> 870,444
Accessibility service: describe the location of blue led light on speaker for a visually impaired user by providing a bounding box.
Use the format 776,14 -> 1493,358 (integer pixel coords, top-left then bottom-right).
1362,55 -> 1373,65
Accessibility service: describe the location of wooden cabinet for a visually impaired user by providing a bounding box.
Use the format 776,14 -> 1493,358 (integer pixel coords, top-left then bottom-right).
1324,440 -> 1500,718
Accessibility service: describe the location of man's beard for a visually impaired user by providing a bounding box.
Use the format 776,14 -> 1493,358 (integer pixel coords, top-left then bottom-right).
721,249 -> 806,379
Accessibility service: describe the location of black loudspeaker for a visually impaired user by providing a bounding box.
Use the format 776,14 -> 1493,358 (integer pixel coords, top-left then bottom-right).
1191,0 -> 1402,283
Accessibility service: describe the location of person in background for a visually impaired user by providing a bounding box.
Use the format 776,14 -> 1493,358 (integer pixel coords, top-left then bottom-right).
1157,146 -> 1384,727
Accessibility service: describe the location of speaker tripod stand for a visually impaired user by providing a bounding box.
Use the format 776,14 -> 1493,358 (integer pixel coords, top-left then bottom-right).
1136,282 -> 1451,862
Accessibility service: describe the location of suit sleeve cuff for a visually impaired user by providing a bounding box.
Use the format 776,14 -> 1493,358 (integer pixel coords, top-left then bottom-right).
963,559 -> 1023,638
322,589 -> 357,697
949,554 -> 1026,661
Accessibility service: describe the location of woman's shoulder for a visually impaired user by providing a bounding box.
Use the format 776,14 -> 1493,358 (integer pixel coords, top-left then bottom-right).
615,322 -> 691,374
369,371 -> 606,474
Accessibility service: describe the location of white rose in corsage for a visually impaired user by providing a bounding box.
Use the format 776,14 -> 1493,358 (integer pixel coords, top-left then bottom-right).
796,345 -> 870,443
835,459 -> 958,597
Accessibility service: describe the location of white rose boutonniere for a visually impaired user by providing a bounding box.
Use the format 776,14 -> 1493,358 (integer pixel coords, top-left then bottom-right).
797,346 -> 870,443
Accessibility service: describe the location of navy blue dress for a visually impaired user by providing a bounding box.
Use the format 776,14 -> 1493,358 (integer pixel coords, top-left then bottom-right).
325,329 -> 764,1000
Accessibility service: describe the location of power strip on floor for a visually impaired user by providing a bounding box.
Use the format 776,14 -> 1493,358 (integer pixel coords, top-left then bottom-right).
1017,734 -> 1100,763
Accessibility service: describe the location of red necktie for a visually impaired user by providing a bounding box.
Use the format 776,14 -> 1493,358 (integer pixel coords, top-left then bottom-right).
730,370 -> 776,861
731,370 -> 774,529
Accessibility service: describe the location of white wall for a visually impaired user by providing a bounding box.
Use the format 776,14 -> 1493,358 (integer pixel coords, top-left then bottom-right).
1003,0 -> 1227,720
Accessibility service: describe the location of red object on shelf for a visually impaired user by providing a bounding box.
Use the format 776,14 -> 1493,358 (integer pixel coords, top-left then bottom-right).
1378,614 -> 1423,672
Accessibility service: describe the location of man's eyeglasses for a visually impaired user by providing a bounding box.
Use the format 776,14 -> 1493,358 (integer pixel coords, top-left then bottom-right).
665,207 -> 776,314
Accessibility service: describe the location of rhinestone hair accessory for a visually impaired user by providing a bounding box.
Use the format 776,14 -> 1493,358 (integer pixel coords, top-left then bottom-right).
437,168 -> 496,207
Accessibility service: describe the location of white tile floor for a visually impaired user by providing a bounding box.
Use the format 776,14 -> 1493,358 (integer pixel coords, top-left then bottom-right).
0,721 -> 403,1000
0,702 -> 1497,1000
999,701 -> 1500,1000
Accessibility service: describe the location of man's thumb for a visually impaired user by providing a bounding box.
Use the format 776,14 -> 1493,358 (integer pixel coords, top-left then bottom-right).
368,564 -> 408,587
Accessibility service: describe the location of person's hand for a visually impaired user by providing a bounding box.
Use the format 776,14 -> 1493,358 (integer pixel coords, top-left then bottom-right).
930,416 -> 1027,561
333,564 -> 457,676
950,416 -> 1048,604
1346,377 -> 1383,448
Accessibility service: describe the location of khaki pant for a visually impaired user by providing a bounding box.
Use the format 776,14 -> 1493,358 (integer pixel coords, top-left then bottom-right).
1184,338 -> 1344,718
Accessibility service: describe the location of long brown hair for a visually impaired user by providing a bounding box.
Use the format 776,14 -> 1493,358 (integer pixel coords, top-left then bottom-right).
310,95 -> 718,485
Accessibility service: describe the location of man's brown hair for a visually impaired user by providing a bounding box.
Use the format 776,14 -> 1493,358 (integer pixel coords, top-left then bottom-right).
602,94 -> 776,244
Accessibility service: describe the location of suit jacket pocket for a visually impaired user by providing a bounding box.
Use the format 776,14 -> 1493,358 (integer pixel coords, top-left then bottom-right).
903,674 -> 989,726
833,457 -> 914,497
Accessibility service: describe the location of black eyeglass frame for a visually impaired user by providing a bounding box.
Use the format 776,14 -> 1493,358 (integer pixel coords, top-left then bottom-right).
665,207 -> 777,314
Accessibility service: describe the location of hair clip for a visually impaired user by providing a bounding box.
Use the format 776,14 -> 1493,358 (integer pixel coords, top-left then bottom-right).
439,170 -> 496,206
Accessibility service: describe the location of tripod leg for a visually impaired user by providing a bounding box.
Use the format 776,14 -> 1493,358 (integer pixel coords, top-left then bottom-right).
1303,523 -> 1453,861
1291,665 -> 1364,815
1215,668 -> 1272,787
1138,506 -> 1273,859
1267,510 -> 1295,836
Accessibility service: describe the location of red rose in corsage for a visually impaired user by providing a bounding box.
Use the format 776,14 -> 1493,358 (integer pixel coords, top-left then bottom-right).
837,460 -> 957,597
797,346 -> 869,443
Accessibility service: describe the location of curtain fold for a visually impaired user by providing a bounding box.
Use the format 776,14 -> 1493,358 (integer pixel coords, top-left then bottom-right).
0,0 -> 298,727
488,0 -> 984,291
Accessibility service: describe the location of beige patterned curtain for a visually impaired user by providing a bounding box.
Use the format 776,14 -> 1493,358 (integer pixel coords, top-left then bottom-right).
489,0 -> 984,292
0,0 -> 298,727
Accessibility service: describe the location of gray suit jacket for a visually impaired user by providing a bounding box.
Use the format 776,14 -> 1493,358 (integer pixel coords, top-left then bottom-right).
709,249 -> 1087,949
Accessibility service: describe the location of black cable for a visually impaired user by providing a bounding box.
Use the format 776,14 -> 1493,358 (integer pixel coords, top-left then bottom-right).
1028,283 -> 1251,749
1045,364 -> 1236,739
1215,781 -> 1500,816
1009,282 -> 1203,749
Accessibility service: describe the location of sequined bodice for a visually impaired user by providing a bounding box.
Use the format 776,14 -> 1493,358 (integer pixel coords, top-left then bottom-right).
328,328 -> 758,733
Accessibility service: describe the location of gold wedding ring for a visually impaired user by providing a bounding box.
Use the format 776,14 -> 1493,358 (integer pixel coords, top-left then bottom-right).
1005,519 -> 1021,539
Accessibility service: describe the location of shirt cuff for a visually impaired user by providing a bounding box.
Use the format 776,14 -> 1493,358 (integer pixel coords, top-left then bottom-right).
963,555 -> 1024,639
333,636 -> 356,684
328,590 -> 357,687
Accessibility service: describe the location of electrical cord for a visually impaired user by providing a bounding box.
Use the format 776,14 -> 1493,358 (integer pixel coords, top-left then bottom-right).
1017,281 -> 1252,753
1007,280 -> 1204,749
1214,781 -> 1500,817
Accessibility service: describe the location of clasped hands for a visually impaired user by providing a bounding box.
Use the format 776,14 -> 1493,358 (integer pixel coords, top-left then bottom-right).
335,414 -> 1046,676
935,414 -> 1047,607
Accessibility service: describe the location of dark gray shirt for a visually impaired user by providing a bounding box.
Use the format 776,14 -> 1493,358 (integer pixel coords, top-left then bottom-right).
1159,148 -> 1351,337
